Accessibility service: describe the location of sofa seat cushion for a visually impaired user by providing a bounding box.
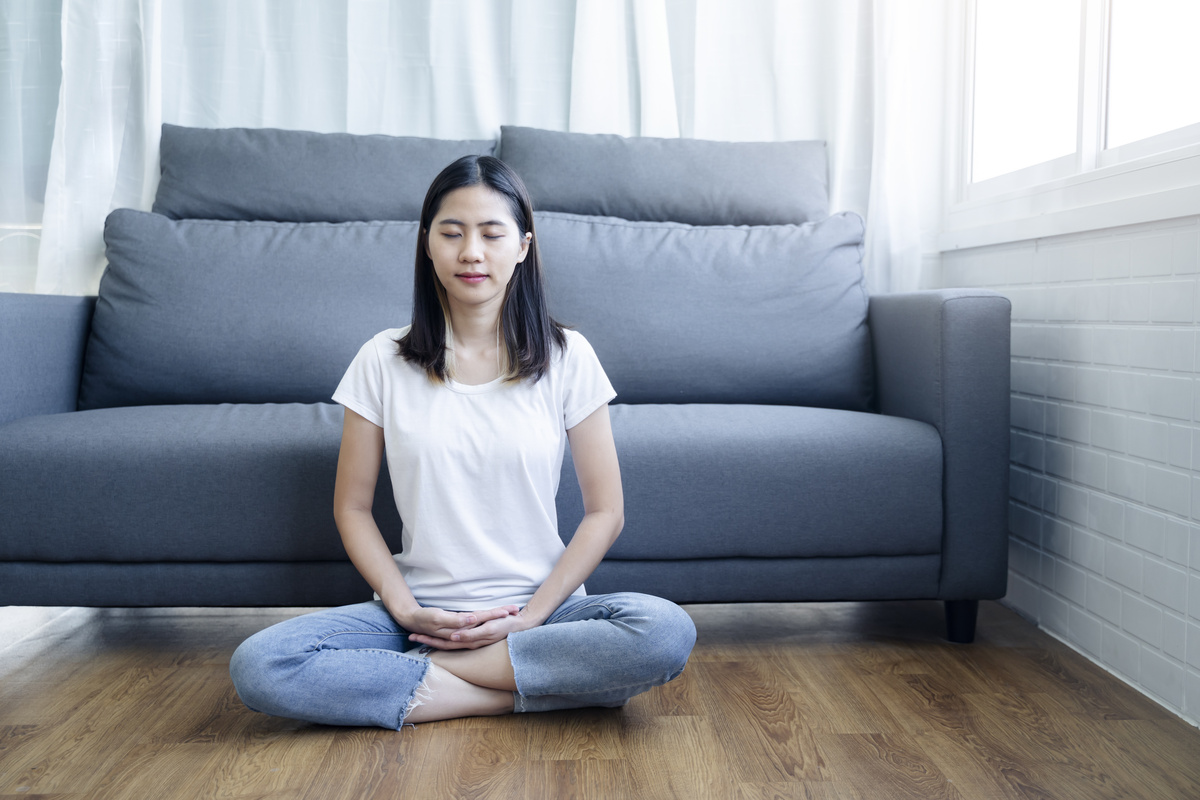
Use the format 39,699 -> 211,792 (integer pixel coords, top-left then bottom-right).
558,404 -> 943,560
1,403 -> 941,567
0,403 -> 403,563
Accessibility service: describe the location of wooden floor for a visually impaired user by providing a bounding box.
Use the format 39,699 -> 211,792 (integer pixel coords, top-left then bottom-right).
1,600 -> 1199,799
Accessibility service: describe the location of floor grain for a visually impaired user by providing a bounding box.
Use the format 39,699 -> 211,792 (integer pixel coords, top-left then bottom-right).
1,601 -> 1197,799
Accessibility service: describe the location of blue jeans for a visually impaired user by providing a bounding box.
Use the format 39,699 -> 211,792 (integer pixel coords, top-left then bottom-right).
229,592 -> 697,730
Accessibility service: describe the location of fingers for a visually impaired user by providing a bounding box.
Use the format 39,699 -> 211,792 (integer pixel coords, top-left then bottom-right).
428,605 -> 515,630
471,605 -> 520,624
447,612 -> 526,644
422,608 -> 478,630
410,615 -> 517,649
404,605 -> 523,649
407,632 -> 496,651
446,622 -> 501,643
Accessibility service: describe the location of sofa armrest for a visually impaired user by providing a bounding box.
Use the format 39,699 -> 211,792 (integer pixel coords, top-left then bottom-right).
868,289 -> 1011,599
0,292 -> 95,426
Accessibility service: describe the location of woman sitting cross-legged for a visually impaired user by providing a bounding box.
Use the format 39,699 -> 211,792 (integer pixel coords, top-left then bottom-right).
229,155 -> 697,728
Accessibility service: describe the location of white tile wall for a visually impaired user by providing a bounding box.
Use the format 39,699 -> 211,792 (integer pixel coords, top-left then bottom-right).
938,215 -> 1200,726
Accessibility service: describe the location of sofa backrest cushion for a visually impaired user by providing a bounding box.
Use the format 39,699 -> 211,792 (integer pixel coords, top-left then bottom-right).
152,124 -> 494,222
79,210 -> 417,409
535,211 -> 871,409
500,126 -> 828,226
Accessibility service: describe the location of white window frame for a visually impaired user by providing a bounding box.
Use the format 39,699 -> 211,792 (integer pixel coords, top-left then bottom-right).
941,0 -> 1200,250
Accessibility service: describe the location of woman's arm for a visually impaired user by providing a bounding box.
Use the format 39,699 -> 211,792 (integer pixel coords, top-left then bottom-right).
334,408 -> 512,636
521,402 -> 624,624
412,402 -> 623,648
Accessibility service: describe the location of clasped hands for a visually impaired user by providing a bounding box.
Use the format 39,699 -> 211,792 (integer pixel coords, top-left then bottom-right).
396,604 -> 536,650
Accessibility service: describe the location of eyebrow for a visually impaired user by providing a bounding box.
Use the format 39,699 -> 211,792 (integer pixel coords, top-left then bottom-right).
435,218 -> 509,227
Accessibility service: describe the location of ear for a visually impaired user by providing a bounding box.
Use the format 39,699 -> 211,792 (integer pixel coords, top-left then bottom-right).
517,231 -> 532,263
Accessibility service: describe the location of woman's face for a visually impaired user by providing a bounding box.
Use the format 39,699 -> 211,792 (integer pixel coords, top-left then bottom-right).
425,184 -> 531,320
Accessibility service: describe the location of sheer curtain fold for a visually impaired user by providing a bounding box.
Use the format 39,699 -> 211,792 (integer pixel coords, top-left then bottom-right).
32,0 -> 948,295
0,0 -> 62,292
568,0 -> 678,137
37,0 -> 159,294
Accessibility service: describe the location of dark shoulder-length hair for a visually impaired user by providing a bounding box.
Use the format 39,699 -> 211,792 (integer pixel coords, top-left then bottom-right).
396,154 -> 566,384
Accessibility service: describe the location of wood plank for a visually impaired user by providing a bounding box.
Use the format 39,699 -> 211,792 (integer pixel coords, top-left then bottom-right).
862,672 -> 974,737
521,707 -> 625,761
910,690 -> 1148,800
145,670 -> 259,745
1066,717 -> 1200,799
629,659 -> 703,716
2,600 -> 1198,799
910,728 -> 1045,800
695,660 -> 829,782
997,647 -> 1170,721
620,715 -> 735,798
0,667 -> 176,795
87,742 -> 225,800
770,648 -> 906,735
201,721 -> 338,799
385,728 -> 525,799
734,782 -> 849,799
844,639 -> 938,676
576,758 -> 637,800
299,729 -> 401,800
818,732 -> 964,800
524,758 -> 585,800
862,676 -> 1073,798
958,690 -> 1104,768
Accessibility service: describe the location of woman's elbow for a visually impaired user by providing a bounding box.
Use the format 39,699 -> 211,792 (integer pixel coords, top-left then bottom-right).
610,508 -> 625,541
333,500 -> 373,533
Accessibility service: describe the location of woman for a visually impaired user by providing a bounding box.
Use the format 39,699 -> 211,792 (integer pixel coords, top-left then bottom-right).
230,155 -> 696,728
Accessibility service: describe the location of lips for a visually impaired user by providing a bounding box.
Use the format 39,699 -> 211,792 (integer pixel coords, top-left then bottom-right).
456,272 -> 487,284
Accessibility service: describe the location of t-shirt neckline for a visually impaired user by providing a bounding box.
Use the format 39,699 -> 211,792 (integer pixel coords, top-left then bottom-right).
445,374 -> 507,395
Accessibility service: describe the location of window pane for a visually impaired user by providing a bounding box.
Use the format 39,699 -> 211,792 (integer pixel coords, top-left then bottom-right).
972,0 -> 1080,182
1106,0 -> 1200,149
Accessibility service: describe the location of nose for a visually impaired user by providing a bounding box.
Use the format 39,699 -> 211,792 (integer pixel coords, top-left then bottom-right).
459,233 -> 484,263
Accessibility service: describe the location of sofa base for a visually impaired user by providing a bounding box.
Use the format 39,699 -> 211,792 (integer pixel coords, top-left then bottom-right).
0,557 -> 986,643
588,555 -> 944,603
0,562 -> 376,607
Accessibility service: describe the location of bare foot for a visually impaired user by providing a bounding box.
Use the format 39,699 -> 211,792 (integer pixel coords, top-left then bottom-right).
402,662 -> 514,724
429,640 -> 518,691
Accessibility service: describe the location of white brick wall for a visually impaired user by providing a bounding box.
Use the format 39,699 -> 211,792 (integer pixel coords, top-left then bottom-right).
938,215 -> 1200,726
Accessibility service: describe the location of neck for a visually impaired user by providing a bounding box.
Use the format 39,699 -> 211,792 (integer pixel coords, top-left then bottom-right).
447,303 -> 502,350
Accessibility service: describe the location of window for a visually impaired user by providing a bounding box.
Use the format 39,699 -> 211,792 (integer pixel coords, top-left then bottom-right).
943,0 -> 1200,248
1104,0 -> 1200,152
970,0 -> 1079,183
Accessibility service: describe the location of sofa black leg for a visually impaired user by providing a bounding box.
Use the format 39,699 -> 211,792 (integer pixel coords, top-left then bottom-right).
944,600 -> 978,644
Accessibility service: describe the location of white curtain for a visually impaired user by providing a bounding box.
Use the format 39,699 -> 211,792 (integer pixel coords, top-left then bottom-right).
0,0 -> 62,292
27,0 -> 950,295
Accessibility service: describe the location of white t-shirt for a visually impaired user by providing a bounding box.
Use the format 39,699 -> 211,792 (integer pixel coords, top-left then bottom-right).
332,327 -> 617,610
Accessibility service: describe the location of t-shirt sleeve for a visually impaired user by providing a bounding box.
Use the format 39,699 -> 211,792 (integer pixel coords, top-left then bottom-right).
332,336 -> 386,428
562,332 -> 617,429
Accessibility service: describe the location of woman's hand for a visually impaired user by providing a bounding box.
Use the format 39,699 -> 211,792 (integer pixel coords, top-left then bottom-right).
392,603 -> 520,644
406,606 -> 536,650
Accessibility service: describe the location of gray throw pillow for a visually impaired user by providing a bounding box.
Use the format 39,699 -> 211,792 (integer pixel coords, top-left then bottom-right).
79,210 -> 417,409
501,126 -> 828,226
535,211 -> 872,410
152,124 -> 494,222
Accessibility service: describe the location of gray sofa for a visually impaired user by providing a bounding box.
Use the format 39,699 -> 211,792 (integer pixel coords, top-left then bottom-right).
0,125 -> 1010,643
